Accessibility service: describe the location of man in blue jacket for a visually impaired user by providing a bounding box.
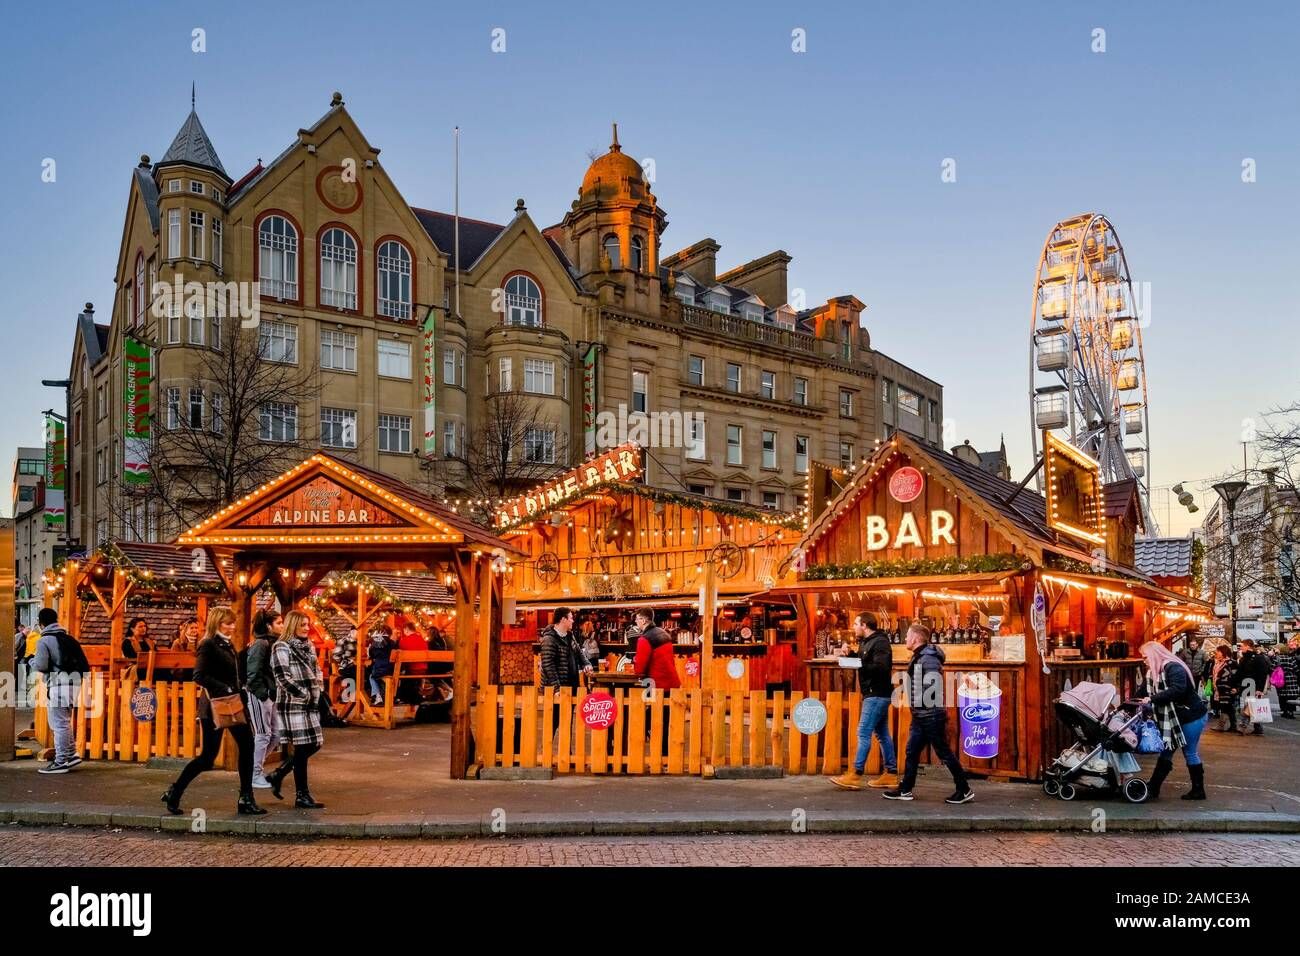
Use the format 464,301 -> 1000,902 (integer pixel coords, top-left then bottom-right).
884,623 -> 974,804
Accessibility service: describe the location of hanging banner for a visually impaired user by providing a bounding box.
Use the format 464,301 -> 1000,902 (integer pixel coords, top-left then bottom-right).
582,343 -> 598,457
422,308 -> 437,455
44,416 -> 65,529
123,336 -> 151,484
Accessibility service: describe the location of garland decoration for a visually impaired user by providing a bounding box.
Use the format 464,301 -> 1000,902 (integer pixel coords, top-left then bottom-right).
803,553 -> 1028,581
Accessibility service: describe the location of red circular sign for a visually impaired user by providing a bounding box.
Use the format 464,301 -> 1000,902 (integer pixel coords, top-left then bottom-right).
889,466 -> 925,503
581,691 -> 617,730
685,660 -> 700,677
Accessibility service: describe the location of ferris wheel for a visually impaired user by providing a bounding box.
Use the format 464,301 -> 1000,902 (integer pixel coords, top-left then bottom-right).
1029,213 -> 1156,532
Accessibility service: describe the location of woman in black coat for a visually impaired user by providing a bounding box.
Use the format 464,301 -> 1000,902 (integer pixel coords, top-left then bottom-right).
161,607 -> 266,816
1209,644 -> 1239,732
1234,640 -> 1273,735
1140,641 -> 1209,801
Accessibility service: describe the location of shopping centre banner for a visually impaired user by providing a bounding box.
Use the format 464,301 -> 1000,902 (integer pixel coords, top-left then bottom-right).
123,336 -> 151,484
43,415 -> 64,528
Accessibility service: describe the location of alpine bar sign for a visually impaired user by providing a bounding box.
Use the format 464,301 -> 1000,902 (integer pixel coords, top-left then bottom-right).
235,476 -> 405,529
495,446 -> 641,527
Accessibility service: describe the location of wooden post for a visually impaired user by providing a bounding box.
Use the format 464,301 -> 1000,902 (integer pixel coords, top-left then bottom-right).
107,570 -> 127,678
1021,571 -> 1047,780
0,519 -> 14,760
451,551 -> 478,779
700,562 -> 717,692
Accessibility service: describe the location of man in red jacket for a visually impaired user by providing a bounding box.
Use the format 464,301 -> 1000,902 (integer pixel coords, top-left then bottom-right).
633,608 -> 681,690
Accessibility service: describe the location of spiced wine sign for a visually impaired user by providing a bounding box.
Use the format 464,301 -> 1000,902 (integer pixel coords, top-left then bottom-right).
235,476 -> 405,529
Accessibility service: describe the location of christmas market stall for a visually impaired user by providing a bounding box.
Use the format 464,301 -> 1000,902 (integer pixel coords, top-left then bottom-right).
493,444 -> 805,693
175,452 -> 522,776
755,431 -> 1213,780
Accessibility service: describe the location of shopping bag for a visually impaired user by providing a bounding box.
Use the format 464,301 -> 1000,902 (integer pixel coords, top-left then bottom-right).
1135,719 -> 1167,753
1198,678 -> 1213,701
1244,695 -> 1274,724
1270,666 -> 1285,688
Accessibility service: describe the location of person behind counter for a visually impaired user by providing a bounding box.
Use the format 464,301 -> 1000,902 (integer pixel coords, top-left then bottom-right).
632,609 -> 680,691
830,612 -> 898,791
883,623 -> 974,805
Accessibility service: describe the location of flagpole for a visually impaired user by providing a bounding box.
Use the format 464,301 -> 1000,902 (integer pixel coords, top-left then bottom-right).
454,126 -> 460,320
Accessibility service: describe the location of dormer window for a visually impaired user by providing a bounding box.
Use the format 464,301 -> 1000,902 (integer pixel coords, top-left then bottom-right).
630,236 -> 644,272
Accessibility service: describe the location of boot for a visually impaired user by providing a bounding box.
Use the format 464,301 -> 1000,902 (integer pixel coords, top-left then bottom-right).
294,790 -> 326,809
160,785 -> 183,815
1181,764 -> 1206,801
236,791 -> 268,816
1145,761 -> 1172,802
266,763 -> 291,800
829,771 -> 865,791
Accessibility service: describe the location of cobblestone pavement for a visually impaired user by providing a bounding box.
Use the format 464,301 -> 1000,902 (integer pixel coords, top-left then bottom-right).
3,827 -> 1299,866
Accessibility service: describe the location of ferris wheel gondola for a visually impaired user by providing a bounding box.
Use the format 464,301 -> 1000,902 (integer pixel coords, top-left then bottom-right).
1029,213 -> 1155,532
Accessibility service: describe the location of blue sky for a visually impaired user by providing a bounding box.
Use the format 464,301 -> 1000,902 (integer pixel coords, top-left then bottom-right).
2,0 -> 1296,533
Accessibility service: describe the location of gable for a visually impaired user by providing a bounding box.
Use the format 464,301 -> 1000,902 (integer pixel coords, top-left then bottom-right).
231,474 -> 415,530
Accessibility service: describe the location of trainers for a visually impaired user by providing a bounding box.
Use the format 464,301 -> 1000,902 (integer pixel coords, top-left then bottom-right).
882,789 -> 914,801
867,772 -> 899,789
829,771 -> 865,791
63,755 -> 83,768
945,789 -> 975,805
38,760 -> 70,774
251,775 -> 272,789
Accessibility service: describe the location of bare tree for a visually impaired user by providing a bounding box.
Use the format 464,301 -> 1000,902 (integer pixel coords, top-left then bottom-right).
110,325 -> 319,538
424,386 -> 568,525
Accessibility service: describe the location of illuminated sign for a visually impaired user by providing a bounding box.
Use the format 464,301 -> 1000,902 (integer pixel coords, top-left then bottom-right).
1043,431 -> 1106,546
889,467 -> 924,503
495,445 -> 642,527
235,476 -> 405,529
864,509 -> 956,551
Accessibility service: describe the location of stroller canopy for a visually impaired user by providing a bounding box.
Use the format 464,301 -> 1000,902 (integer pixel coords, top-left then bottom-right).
1058,682 -> 1119,721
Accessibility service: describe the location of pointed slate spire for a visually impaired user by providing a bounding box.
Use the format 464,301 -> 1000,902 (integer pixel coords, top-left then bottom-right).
158,103 -> 229,180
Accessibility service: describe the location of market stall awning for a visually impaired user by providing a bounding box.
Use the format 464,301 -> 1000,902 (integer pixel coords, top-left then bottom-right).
1038,569 -> 1214,611
514,596 -> 751,611
747,570 -> 1019,603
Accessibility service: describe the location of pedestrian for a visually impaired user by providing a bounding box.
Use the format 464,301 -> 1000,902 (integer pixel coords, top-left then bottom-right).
831,611 -> 898,791
631,608 -> 680,691
1140,640 -> 1208,801
1190,638 -> 1210,682
161,607 -> 266,815
173,618 -> 201,653
1277,637 -> 1300,719
1234,639 -> 1273,735
265,610 -> 326,809
1208,644 -> 1239,732
31,607 -> 88,774
245,608 -> 283,789
883,623 -> 974,805
539,606 -> 591,691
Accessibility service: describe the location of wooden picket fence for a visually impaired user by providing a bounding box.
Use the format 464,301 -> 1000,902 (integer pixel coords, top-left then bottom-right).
475,683 -> 1030,778
34,677 -> 210,763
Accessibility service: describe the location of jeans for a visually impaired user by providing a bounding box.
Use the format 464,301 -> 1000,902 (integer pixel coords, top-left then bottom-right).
853,695 -> 896,774
1156,714 -> 1208,770
898,711 -> 969,794
247,696 -> 278,779
47,706 -> 75,763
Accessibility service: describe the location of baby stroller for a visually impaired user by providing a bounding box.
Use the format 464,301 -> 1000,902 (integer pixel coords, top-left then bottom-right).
1043,681 -> 1149,803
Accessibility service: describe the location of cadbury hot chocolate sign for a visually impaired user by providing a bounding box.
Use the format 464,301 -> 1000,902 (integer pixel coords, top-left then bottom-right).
235,477 -> 404,529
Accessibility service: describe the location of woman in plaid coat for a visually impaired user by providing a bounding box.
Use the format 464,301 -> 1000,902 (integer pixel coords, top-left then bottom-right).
267,610 -> 326,809
1278,637 -> 1300,718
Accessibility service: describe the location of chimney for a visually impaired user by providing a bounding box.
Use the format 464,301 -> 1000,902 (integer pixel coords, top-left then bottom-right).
717,250 -> 791,307
661,238 -> 720,287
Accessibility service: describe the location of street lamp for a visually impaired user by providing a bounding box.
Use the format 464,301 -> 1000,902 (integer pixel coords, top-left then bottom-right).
1213,480 -> 1249,645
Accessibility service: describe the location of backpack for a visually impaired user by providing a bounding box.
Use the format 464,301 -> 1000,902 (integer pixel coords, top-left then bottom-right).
54,632 -> 90,674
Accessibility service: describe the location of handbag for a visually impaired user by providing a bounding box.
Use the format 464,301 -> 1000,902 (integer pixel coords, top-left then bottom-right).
1244,695 -> 1274,724
1270,666 -> 1285,688
1135,719 -> 1167,754
209,692 -> 248,729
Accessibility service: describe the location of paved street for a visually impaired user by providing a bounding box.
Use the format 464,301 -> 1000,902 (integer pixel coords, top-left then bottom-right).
2,826 -> 1298,866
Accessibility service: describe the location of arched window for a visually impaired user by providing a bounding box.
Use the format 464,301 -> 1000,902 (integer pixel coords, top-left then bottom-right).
134,253 -> 145,328
320,227 -> 358,310
377,240 -> 412,319
602,234 -> 621,270
630,236 -> 644,273
258,215 -> 299,299
504,274 -> 542,327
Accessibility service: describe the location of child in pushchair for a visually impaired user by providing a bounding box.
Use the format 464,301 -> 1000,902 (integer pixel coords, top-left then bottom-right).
1043,681 -> 1151,803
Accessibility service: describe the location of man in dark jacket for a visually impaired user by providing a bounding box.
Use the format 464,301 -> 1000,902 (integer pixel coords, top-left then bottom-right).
1234,640 -> 1273,735
884,624 -> 973,804
830,612 -> 898,791
539,607 -> 590,690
